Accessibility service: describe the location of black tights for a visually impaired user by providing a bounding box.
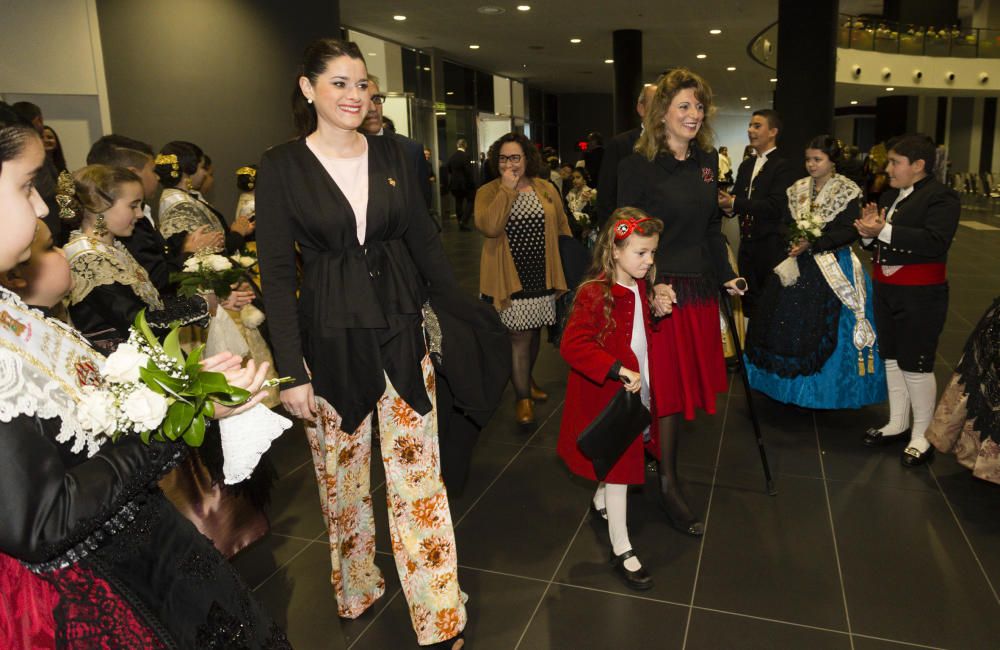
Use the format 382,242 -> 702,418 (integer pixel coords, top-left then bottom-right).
509,327 -> 541,400
657,413 -> 698,523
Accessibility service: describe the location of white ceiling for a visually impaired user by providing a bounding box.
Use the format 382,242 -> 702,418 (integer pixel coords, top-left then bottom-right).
341,1 -> 982,115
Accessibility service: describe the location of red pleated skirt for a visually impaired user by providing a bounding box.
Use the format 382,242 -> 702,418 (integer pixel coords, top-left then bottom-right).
650,297 -> 728,420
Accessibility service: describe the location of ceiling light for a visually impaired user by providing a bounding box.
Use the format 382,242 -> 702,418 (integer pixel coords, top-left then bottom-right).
604,59 -> 614,64
850,100 -> 859,105
446,91 -> 454,95
726,66 -> 736,71
770,77 -> 778,82
423,67 -> 430,71
368,52 -> 377,56
696,54 -> 707,59
744,105 -> 751,109
886,86 -> 895,91
709,29 -> 722,35
516,4 -> 531,10
570,38 -> 582,44
469,44 -> 480,49
477,5 -> 506,14
435,111 -> 447,116
393,15 -> 406,21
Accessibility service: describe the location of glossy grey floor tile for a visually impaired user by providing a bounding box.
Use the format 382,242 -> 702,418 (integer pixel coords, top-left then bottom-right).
517,583 -> 688,649
685,609 -> 851,650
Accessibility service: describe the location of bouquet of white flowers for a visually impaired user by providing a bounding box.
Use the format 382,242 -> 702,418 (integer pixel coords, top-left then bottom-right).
788,210 -> 826,245
75,311 -> 262,449
171,252 -> 247,300
229,248 -> 258,276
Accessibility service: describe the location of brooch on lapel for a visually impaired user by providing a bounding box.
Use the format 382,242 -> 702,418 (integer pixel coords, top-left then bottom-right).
387,177 -> 396,187
702,167 -> 715,184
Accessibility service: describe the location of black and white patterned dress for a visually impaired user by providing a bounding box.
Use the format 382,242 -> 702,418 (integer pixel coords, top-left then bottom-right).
500,190 -> 556,331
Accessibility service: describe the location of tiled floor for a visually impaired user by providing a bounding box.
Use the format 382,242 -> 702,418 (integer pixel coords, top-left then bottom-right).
235,209 -> 1000,649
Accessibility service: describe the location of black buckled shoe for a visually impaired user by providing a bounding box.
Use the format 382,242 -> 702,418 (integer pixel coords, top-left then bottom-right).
589,501 -> 608,521
610,550 -> 653,591
654,486 -> 705,537
862,428 -> 911,447
901,445 -> 934,467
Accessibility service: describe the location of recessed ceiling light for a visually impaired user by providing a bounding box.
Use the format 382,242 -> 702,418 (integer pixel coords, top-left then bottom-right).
726,66 -> 736,71
744,105 -> 751,109
710,29 -> 722,35
604,59 -> 614,64
477,5 -> 506,14
770,77 -> 778,82
516,4 -> 531,10
368,52 -> 377,56
740,96 -> 748,100
423,67 -> 430,71
886,86 -> 895,91
570,38 -> 582,44
393,15 -> 406,21
469,44 -> 480,49
446,91 -> 454,95
696,53 -> 707,59
850,100 -> 859,105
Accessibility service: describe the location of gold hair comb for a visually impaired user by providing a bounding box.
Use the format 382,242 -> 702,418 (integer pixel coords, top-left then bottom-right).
55,171 -> 76,220
155,153 -> 180,178
236,166 -> 257,177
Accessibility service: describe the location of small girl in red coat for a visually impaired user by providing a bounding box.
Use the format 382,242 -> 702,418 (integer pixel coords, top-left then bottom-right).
557,208 -> 669,590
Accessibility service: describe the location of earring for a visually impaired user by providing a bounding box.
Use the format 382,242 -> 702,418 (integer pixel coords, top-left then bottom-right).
93,213 -> 109,237
307,98 -> 314,104
185,178 -> 193,192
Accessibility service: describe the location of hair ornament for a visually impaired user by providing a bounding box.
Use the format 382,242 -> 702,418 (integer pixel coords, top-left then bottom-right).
155,153 -> 180,178
55,170 -> 76,220
613,216 -> 653,241
236,166 -> 257,177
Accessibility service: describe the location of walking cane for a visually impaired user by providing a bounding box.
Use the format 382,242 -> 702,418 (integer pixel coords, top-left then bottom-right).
720,282 -> 777,496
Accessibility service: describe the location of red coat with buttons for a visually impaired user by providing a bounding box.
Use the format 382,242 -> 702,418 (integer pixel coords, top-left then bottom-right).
557,278 -> 659,485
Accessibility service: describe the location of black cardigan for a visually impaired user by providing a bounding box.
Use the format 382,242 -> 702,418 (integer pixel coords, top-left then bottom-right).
256,135 -> 457,432
864,175 -> 960,266
617,146 -> 735,286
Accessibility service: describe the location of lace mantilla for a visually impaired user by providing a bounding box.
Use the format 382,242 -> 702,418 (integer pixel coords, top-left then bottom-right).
787,174 -> 861,224
158,189 -> 225,240
65,232 -> 164,310
0,287 -> 108,455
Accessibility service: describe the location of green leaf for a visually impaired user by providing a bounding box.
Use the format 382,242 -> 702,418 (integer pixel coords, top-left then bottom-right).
162,326 -> 185,364
185,345 -> 204,373
165,401 -> 196,441
140,428 -> 152,444
182,413 -> 207,447
140,365 -> 187,396
134,309 -> 158,349
197,371 -> 233,394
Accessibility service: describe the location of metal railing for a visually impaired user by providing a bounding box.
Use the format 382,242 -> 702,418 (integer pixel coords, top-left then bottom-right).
838,14 -> 1000,58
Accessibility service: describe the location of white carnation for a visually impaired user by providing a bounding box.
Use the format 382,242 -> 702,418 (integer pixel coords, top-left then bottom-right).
183,256 -> 201,272
103,343 -> 150,384
121,385 -> 169,432
811,227 -> 823,237
77,388 -> 117,436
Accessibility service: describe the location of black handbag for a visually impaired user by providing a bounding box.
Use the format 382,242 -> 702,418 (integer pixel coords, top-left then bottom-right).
576,388 -> 651,481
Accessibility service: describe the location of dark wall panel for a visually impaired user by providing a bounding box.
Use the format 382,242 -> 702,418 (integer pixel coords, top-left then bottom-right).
98,0 -> 340,215
556,93 -> 612,164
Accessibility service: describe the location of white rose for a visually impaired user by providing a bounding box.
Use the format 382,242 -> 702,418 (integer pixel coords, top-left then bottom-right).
232,255 -> 255,268
811,227 -> 823,237
121,385 -> 169,432
796,219 -> 810,230
183,256 -> 201,272
77,388 -> 117,436
205,255 -> 233,271
103,343 -> 150,384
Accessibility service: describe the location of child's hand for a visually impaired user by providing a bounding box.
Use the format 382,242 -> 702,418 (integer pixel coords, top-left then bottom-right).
652,283 -> 676,317
618,368 -> 641,393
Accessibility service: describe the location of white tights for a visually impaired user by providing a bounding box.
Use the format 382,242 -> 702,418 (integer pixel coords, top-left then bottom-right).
595,482 -> 640,571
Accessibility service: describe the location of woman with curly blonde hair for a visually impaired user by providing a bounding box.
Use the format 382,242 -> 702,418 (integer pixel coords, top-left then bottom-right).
617,69 -> 746,537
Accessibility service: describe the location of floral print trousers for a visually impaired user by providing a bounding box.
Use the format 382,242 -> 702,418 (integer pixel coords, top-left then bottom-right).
304,355 -> 467,645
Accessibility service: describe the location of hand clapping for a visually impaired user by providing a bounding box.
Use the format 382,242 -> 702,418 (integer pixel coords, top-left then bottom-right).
854,202 -> 886,238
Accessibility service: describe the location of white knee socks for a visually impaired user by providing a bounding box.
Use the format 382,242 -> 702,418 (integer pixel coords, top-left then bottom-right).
605,483 -> 640,571
880,360 -> 911,435
592,482 -> 606,513
901,370 -> 936,453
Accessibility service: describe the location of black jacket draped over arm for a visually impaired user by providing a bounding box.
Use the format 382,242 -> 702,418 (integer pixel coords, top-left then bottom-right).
256,135 -> 457,432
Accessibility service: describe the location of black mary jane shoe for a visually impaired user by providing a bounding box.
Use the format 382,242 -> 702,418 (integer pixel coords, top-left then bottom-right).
654,488 -> 705,537
901,445 -> 934,467
589,501 -> 608,521
610,550 -> 653,591
862,428 -> 911,447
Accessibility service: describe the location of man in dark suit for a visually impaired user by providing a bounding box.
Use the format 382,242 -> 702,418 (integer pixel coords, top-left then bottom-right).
855,134 -> 960,467
596,84 -> 657,226
582,131 -> 605,188
447,139 -> 475,231
718,109 -> 798,316
360,78 -> 434,211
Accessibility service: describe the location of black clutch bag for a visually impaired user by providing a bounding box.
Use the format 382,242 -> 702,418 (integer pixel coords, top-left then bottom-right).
576,388 -> 651,481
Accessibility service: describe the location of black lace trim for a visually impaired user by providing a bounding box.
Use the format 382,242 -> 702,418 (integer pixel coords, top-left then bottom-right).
745,255 -> 841,378
27,441 -> 186,571
195,601 -> 292,649
149,295 -> 210,330
955,296 -> 1000,442
658,274 -> 718,306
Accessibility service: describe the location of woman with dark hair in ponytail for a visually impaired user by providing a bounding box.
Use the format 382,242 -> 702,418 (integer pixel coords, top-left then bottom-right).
744,135 -> 887,409
256,38 -> 467,649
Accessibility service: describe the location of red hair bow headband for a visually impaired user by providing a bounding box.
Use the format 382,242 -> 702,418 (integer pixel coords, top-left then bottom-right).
613,217 -> 653,241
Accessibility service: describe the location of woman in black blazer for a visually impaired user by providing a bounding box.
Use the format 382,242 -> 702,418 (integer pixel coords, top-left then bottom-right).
255,39 -> 466,649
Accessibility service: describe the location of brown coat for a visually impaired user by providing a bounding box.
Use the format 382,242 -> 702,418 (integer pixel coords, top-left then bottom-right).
474,177 -> 573,311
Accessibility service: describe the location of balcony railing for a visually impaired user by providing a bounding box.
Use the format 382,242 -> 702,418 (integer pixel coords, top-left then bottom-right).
839,14 -> 1000,58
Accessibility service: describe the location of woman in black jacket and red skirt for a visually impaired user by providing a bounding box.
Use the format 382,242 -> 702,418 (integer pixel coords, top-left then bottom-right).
617,69 -> 746,535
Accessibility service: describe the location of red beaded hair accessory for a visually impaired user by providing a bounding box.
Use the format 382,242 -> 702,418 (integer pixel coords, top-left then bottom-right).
613,216 -> 653,241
